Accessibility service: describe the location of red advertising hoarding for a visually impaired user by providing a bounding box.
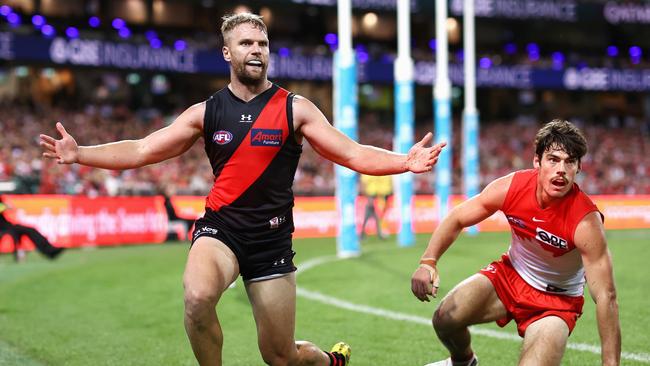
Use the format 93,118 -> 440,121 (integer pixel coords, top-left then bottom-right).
1,194 -> 648,253
1,195 -> 168,251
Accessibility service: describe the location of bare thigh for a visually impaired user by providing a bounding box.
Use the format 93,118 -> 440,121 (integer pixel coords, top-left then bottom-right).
436,274 -> 508,326
183,237 -> 240,304
519,316 -> 569,366
245,273 -> 298,362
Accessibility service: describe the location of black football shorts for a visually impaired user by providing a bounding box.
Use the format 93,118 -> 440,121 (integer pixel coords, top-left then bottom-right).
191,217 -> 296,282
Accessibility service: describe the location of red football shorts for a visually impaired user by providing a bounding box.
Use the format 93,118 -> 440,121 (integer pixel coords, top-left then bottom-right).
479,254 -> 584,337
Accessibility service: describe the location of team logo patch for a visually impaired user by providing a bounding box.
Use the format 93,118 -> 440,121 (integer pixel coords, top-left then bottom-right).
535,227 -> 568,249
506,215 -> 526,229
251,128 -> 282,146
269,215 -> 286,229
213,130 -> 233,145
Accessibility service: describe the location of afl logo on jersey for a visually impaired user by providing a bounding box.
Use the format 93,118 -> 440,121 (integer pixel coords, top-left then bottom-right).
213,130 -> 233,145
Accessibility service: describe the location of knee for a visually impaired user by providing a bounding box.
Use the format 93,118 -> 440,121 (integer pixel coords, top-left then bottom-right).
183,287 -> 218,322
260,349 -> 293,366
432,301 -> 458,332
260,341 -> 313,366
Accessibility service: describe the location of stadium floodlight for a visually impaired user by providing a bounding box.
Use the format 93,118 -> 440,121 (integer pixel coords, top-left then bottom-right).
606,45 -> 618,57
0,5 -> 11,17
112,18 -> 126,30
324,33 -> 337,46
174,40 -> 186,51
479,57 -> 491,69
88,16 -> 100,28
66,27 -> 79,39
41,24 -> 55,37
31,15 -> 45,28
150,38 -> 162,49
629,46 -> 642,58
429,38 -> 437,51
278,47 -> 290,57
118,27 -> 131,39
552,51 -> 564,70
145,30 -> 158,40
6,12 -> 20,26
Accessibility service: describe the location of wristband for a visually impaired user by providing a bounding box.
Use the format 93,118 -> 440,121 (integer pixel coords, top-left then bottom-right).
419,257 -> 437,267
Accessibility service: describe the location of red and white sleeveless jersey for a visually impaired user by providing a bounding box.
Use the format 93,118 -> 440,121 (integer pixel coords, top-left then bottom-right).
502,169 -> 601,296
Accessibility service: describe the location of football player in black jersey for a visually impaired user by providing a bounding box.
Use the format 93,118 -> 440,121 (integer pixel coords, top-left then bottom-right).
40,12 -> 446,366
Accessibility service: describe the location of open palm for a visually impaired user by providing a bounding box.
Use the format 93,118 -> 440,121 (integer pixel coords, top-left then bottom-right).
39,122 -> 79,164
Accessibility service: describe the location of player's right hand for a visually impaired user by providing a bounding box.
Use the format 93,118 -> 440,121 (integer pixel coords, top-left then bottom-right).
40,122 -> 79,164
411,265 -> 440,302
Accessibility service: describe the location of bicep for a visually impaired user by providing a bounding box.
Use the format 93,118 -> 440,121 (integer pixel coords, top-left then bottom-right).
452,174 -> 511,227
140,103 -> 204,163
294,97 -> 359,165
575,212 -> 615,299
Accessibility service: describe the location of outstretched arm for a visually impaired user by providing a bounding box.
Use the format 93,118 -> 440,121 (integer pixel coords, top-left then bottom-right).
575,212 -> 621,366
411,174 -> 512,302
40,102 -> 205,169
293,96 -> 445,175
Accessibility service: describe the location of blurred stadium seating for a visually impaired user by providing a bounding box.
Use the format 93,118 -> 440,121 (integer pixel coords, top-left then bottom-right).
1,0 -> 649,197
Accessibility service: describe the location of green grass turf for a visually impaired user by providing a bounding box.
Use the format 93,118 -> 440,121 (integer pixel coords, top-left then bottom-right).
0,230 -> 648,365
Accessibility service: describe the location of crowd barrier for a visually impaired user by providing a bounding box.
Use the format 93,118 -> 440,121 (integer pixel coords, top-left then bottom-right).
2,194 -> 649,252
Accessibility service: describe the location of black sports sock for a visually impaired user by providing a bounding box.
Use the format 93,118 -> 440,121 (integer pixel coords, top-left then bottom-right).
326,351 -> 346,366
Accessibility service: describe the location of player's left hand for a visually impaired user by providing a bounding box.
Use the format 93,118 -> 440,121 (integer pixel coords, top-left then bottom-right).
411,265 -> 440,302
405,132 -> 446,173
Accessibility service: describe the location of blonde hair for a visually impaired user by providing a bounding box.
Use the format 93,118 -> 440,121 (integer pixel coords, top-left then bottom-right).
220,13 -> 267,45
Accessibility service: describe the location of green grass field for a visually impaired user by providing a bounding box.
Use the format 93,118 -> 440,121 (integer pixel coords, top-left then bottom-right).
1,230 -> 648,365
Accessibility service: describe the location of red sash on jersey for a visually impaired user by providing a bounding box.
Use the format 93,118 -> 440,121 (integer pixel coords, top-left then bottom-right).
206,88 -> 290,211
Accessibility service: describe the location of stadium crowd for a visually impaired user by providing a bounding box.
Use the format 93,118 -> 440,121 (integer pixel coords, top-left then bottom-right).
1,101 -> 648,197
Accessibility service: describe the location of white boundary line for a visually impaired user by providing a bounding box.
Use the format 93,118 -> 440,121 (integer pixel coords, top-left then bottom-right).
296,255 -> 650,364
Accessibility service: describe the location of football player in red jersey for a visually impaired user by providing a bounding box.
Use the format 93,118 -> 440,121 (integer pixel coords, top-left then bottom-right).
40,12 -> 446,366
412,120 -> 620,366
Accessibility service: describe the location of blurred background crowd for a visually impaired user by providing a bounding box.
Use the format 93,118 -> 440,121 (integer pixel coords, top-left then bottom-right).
2,100 -> 648,197
1,0 -> 649,197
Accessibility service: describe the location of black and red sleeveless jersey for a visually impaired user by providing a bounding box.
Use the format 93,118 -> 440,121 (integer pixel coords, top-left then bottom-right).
202,83 -> 302,235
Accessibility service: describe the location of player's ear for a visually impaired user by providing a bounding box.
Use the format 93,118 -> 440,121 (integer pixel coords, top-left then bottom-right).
533,155 -> 540,169
222,46 -> 231,62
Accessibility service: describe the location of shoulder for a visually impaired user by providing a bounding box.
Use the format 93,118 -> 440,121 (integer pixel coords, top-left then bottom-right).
478,173 -> 515,211
178,101 -> 207,131
292,94 -> 328,130
573,211 -> 607,251
484,173 -> 515,196
292,94 -> 317,113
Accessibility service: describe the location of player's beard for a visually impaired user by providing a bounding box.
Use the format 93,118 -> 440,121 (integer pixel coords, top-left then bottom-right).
233,61 -> 268,86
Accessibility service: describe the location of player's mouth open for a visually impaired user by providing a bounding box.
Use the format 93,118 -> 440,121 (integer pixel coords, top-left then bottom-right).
551,178 -> 566,187
246,60 -> 263,68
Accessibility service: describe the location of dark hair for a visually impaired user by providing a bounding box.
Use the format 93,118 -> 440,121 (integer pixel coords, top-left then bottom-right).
534,119 -> 588,162
220,13 -> 267,45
